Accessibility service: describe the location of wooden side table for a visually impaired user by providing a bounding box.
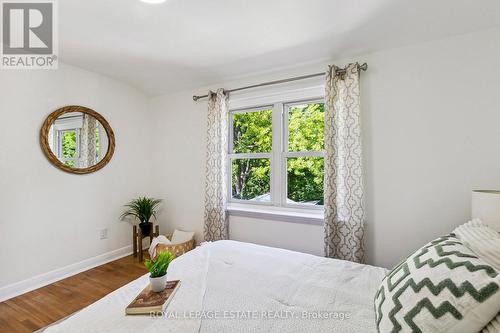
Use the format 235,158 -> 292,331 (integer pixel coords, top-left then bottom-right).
133,224 -> 159,262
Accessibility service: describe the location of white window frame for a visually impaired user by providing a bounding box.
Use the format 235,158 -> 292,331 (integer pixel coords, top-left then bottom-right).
227,97 -> 325,211
228,105 -> 274,206
282,98 -> 325,210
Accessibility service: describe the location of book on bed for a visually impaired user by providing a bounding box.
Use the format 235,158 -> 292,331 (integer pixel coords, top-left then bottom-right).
125,280 -> 181,315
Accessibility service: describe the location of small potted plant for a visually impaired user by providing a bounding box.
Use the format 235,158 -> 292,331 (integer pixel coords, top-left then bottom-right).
144,251 -> 175,292
120,197 -> 162,235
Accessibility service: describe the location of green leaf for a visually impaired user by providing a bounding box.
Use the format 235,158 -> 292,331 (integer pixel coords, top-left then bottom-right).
144,251 -> 175,278
120,197 -> 163,223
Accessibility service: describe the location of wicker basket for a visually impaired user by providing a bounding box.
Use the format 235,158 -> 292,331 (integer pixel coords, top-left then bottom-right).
155,233 -> 195,258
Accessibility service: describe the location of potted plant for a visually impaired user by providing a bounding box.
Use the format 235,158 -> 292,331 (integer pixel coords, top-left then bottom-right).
144,251 -> 175,292
120,197 -> 162,235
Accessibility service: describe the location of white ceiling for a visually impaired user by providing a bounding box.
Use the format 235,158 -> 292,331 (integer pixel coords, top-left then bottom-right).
59,0 -> 500,96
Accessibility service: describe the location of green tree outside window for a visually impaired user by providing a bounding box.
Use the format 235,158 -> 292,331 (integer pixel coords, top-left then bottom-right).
231,103 -> 324,205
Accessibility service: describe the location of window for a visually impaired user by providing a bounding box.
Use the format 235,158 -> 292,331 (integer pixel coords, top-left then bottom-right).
230,107 -> 273,202
228,99 -> 324,209
285,102 -> 325,206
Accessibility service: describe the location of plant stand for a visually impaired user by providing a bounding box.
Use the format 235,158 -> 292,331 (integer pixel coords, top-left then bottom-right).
133,224 -> 159,262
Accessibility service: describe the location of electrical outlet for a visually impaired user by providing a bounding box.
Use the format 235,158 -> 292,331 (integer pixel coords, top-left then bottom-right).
99,228 -> 108,240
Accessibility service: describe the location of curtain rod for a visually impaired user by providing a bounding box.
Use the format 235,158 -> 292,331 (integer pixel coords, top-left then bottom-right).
192,62 -> 367,101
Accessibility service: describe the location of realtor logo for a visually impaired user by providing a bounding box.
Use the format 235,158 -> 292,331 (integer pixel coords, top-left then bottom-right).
1,0 -> 58,69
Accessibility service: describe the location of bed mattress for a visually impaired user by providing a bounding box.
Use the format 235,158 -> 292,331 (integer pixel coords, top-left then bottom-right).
43,240 -> 387,333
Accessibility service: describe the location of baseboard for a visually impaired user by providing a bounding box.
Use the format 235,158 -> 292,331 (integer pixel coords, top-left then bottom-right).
0,245 -> 135,302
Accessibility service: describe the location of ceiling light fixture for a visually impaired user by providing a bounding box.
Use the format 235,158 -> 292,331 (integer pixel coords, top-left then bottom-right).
140,0 -> 167,4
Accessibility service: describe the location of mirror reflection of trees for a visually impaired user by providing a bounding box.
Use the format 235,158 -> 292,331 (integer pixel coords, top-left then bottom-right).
50,113 -> 105,168
62,130 -> 77,167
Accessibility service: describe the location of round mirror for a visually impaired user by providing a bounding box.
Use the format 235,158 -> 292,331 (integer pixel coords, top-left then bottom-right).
40,106 -> 115,174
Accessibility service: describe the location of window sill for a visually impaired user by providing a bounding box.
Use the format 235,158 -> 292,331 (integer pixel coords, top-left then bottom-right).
227,204 -> 324,226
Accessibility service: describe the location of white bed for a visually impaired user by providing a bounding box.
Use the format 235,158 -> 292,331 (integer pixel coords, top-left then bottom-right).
43,241 -> 387,333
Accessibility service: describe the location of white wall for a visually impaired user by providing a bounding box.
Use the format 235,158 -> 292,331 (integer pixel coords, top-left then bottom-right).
150,28 -> 500,269
0,64 -> 152,290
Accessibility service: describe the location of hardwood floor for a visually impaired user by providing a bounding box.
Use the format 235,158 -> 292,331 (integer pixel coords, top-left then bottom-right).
0,252 -> 148,333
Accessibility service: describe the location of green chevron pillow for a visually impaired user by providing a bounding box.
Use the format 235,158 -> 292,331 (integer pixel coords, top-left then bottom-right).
374,235 -> 500,333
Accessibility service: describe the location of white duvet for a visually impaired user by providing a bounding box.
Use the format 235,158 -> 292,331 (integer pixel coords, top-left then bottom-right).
44,241 -> 387,333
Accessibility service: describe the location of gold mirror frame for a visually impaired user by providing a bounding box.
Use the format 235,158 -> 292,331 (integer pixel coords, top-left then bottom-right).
40,105 -> 116,174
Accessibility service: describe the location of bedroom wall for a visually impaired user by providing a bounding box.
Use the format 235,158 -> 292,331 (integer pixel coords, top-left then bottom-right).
149,28 -> 500,269
0,63 -> 152,295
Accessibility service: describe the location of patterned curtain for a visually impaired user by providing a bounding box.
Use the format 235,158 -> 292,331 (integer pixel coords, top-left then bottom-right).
204,89 -> 230,241
324,63 -> 365,263
80,114 -> 97,168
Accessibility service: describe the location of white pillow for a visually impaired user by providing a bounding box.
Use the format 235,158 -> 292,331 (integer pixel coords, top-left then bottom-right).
171,229 -> 195,244
453,219 -> 500,270
482,313 -> 500,333
374,234 -> 500,333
